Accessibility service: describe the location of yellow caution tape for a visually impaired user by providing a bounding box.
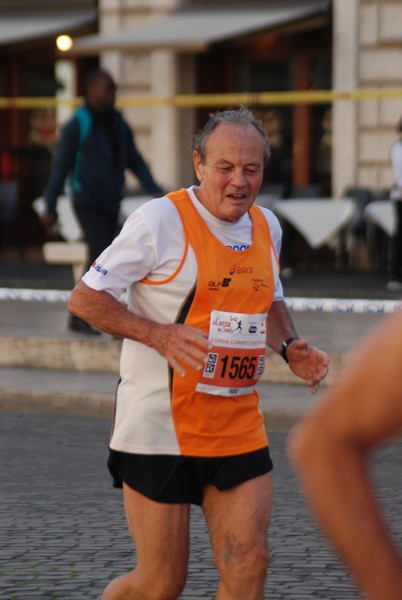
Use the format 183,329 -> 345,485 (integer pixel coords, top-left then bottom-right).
0,97 -> 82,109
1,88 -> 402,109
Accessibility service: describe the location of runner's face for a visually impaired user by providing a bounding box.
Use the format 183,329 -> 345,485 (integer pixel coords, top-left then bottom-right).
193,123 -> 265,223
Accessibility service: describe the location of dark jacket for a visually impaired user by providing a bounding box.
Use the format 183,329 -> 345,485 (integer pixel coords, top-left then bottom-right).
45,104 -> 162,214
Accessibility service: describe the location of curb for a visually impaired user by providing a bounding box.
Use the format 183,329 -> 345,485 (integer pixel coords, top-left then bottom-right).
0,389 -> 114,419
0,335 -> 343,386
0,333 -> 336,431
0,386 -> 317,431
0,336 -> 121,372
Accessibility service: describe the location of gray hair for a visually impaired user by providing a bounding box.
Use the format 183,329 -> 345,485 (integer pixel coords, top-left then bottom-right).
191,106 -> 271,165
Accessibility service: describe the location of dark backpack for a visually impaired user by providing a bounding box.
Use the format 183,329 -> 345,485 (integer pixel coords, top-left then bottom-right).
71,106 -> 92,193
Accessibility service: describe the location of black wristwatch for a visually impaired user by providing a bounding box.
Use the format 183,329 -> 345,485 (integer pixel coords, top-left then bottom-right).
279,337 -> 298,363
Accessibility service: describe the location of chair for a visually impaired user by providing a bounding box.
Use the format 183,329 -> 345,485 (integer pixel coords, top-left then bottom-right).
257,183 -> 288,209
0,180 -> 22,256
343,186 -> 374,238
374,188 -> 391,201
365,200 -> 393,275
342,186 -> 394,274
259,182 -> 287,198
288,184 -> 322,199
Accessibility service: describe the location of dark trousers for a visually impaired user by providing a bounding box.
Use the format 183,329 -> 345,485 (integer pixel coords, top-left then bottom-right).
391,201 -> 402,279
73,203 -> 120,273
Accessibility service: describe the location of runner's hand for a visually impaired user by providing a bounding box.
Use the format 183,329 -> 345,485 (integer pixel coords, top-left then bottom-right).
149,323 -> 211,377
287,339 -> 329,393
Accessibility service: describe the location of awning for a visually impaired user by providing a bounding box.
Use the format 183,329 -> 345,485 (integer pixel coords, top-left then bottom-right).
69,1 -> 330,55
0,11 -> 97,48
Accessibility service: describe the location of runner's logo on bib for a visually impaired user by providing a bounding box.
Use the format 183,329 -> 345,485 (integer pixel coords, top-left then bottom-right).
196,310 -> 267,396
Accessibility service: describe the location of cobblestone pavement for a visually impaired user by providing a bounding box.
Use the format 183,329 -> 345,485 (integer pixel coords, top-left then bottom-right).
1,414 -> 402,600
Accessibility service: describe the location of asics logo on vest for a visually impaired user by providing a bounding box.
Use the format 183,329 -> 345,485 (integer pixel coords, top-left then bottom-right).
229,264 -> 254,275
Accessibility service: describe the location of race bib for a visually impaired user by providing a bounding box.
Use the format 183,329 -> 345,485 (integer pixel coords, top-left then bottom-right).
196,310 -> 267,396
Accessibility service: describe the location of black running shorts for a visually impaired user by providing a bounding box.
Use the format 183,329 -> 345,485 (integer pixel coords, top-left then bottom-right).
108,446 -> 273,506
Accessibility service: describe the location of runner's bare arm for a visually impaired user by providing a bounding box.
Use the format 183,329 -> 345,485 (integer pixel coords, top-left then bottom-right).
68,281 -> 211,376
265,300 -> 298,350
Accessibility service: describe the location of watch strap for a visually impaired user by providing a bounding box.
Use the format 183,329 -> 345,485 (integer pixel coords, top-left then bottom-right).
280,337 -> 298,363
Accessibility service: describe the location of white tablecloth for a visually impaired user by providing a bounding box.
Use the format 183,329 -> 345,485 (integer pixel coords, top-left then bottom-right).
273,198 -> 357,249
363,201 -> 396,237
33,195 -> 151,242
33,193 -> 277,242
34,195 -> 358,250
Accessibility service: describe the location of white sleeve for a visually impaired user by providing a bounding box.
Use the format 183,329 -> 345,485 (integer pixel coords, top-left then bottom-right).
262,208 -> 285,302
82,197 -> 184,300
391,141 -> 402,189
265,209 -> 283,258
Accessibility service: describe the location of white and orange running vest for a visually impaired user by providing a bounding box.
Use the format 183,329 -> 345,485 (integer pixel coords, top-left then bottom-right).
110,188 -> 278,457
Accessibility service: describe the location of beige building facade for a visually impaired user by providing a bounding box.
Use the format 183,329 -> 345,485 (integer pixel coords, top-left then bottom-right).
72,0 -> 331,192
333,0 -> 402,197
73,0 -> 402,197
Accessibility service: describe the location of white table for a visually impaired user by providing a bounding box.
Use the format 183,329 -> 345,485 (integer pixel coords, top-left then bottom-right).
34,195 -> 360,251
272,198 -> 357,249
32,195 -> 151,281
33,195 -> 151,242
33,196 -> 82,241
33,193 -> 281,242
363,201 -> 396,237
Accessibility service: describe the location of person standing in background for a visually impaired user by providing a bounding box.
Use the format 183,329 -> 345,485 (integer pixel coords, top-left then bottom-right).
41,68 -> 164,334
387,116 -> 402,292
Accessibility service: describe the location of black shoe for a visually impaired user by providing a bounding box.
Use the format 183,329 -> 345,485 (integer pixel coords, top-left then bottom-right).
68,315 -> 101,335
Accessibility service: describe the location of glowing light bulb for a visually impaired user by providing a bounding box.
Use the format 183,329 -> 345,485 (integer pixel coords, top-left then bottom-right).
56,35 -> 73,52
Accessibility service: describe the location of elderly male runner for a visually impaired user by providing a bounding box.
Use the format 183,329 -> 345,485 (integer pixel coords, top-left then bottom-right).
69,107 -> 329,600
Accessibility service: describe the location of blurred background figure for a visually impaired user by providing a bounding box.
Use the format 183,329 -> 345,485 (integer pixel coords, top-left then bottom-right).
388,116 -> 402,292
288,312 -> 402,600
41,68 -> 164,334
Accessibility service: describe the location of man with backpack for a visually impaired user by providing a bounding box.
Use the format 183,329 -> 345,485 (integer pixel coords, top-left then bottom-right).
41,68 -> 163,334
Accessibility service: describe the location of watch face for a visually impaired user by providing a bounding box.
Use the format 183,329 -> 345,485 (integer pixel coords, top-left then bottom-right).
280,341 -> 288,361
280,338 -> 297,362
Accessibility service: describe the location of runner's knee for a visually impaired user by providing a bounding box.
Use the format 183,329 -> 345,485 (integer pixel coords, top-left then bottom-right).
215,539 -> 269,586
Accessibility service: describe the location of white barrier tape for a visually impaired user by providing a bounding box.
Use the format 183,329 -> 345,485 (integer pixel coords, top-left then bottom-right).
0,288 -> 71,303
0,288 -> 401,314
286,297 -> 402,314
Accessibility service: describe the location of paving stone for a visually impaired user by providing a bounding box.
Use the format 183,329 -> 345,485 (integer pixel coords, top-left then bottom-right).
1,414 -> 401,599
